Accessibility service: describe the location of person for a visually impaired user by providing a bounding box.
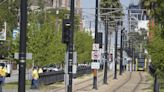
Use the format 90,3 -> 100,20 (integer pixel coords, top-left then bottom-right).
31,66 -> 39,89
1,66 -> 6,84
0,66 -> 3,92
38,67 -> 43,74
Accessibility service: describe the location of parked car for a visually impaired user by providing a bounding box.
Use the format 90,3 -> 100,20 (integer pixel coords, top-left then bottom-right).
42,64 -> 59,72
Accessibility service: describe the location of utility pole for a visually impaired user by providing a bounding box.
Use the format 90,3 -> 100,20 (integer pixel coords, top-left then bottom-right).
114,23 -> 118,79
19,0 -> 27,92
119,28 -> 124,75
67,0 -> 74,92
93,0 -> 98,89
103,15 -> 108,84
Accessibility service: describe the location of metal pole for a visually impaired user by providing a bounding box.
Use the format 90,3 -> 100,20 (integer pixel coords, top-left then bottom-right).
93,0 -> 98,89
132,41 -> 134,71
103,15 -> 108,84
67,0 -> 74,92
114,25 -> 118,79
154,74 -> 159,92
120,29 -> 123,75
0,82 -> 2,92
19,0 -> 27,92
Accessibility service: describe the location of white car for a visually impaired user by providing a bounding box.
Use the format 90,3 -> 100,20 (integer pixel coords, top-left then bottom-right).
43,64 -> 59,72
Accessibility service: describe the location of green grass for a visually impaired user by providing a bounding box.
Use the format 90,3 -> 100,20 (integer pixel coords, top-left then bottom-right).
160,89 -> 164,92
4,80 -> 31,89
4,80 -> 65,91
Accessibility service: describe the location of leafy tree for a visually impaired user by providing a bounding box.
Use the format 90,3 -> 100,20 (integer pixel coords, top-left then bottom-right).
100,0 -> 123,22
148,25 -> 164,70
75,31 -> 93,63
0,0 -> 20,59
27,10 -> 66,66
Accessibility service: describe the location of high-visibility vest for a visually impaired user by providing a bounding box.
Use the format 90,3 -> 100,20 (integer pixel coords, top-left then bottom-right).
1,67 -> 7,77
38,68 -> 43,74
0,68 -> 2,76
32,69 -> 39,79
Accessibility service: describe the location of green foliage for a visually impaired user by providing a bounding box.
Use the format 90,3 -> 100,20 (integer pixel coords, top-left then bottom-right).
148,25 -> 164,72
0,0 -> 93,66
27,9 -> 93,66
75,31 -> 93,63
0,0 -> 19,59
142,0 -> 164,74
100,0 -> 123,21
27,10 -> 66,66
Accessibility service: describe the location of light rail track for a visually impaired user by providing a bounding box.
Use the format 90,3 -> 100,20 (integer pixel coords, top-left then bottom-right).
113,72 -> 143,92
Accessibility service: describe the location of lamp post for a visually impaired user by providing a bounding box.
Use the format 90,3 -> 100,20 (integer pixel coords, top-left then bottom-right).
103,15 -> 108,84
120,28 -> 125,75
114,22 -> 118,79
67,0 -> 74,92
93,0 -> 99,89
18,0 -> 27,92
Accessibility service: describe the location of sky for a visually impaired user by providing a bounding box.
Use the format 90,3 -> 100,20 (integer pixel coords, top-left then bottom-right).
81,0 -> 140,25
80,0 -> 140,47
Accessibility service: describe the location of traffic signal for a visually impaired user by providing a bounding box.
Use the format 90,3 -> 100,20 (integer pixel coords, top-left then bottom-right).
98,32 -> 103,48
62,19 -> 71,44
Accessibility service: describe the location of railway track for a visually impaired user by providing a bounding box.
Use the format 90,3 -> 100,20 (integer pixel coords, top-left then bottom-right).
113,72 -> 143,92
74,72 -> 113,92
52,71 -> 113,92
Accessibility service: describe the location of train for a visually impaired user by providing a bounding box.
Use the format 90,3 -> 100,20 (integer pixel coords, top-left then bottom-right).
136,57 -> 147,71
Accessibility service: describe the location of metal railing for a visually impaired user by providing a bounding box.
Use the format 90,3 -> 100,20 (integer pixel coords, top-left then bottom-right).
39,66 -> 91,85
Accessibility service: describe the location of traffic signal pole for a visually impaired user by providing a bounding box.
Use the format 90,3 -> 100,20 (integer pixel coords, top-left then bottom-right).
93,0 -> 98,89
19,0 -> 27,92
67,0 -> 74,92
103,15 -> 108,84
114,24 -> 118,79
119,28 -> 124,75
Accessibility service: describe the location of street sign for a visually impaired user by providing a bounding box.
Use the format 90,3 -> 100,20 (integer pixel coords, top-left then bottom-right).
92,44 -> 99,51
91,62 -> 100,69
14,53 -> 32,59
72,64 -> 77,74
91,51 -> 101,60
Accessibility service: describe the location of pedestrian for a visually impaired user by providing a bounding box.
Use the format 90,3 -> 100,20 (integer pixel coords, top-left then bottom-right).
2,66 -> 7,84
31,66 -> 39,89
0,66 -> 3,92
38,67 -> 43,74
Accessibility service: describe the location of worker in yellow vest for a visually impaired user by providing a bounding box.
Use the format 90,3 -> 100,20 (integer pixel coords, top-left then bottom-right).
31,66 -> 39,89
0,66 -> 3,92
1,67 -> 7,84
38,67 -> 43,74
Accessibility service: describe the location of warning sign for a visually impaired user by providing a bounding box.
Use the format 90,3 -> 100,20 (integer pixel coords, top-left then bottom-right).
92,44 -> 99,51
91,51 -> 101,60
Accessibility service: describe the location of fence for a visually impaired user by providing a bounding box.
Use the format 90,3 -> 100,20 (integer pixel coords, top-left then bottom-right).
39,66 -> 91,85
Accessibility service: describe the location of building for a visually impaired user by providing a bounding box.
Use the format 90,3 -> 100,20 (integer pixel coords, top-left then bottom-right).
30,0 -> 81,11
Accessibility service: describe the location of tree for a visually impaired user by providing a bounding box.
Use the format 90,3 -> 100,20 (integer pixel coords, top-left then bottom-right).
0,0 -> 20,60
100,0 -> 123,22
75,31 -> 93,63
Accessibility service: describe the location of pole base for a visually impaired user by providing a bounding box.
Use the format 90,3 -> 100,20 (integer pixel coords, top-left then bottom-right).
113,77 -> 117,80
103,82 -> 108,85
92,87 -> 98,90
